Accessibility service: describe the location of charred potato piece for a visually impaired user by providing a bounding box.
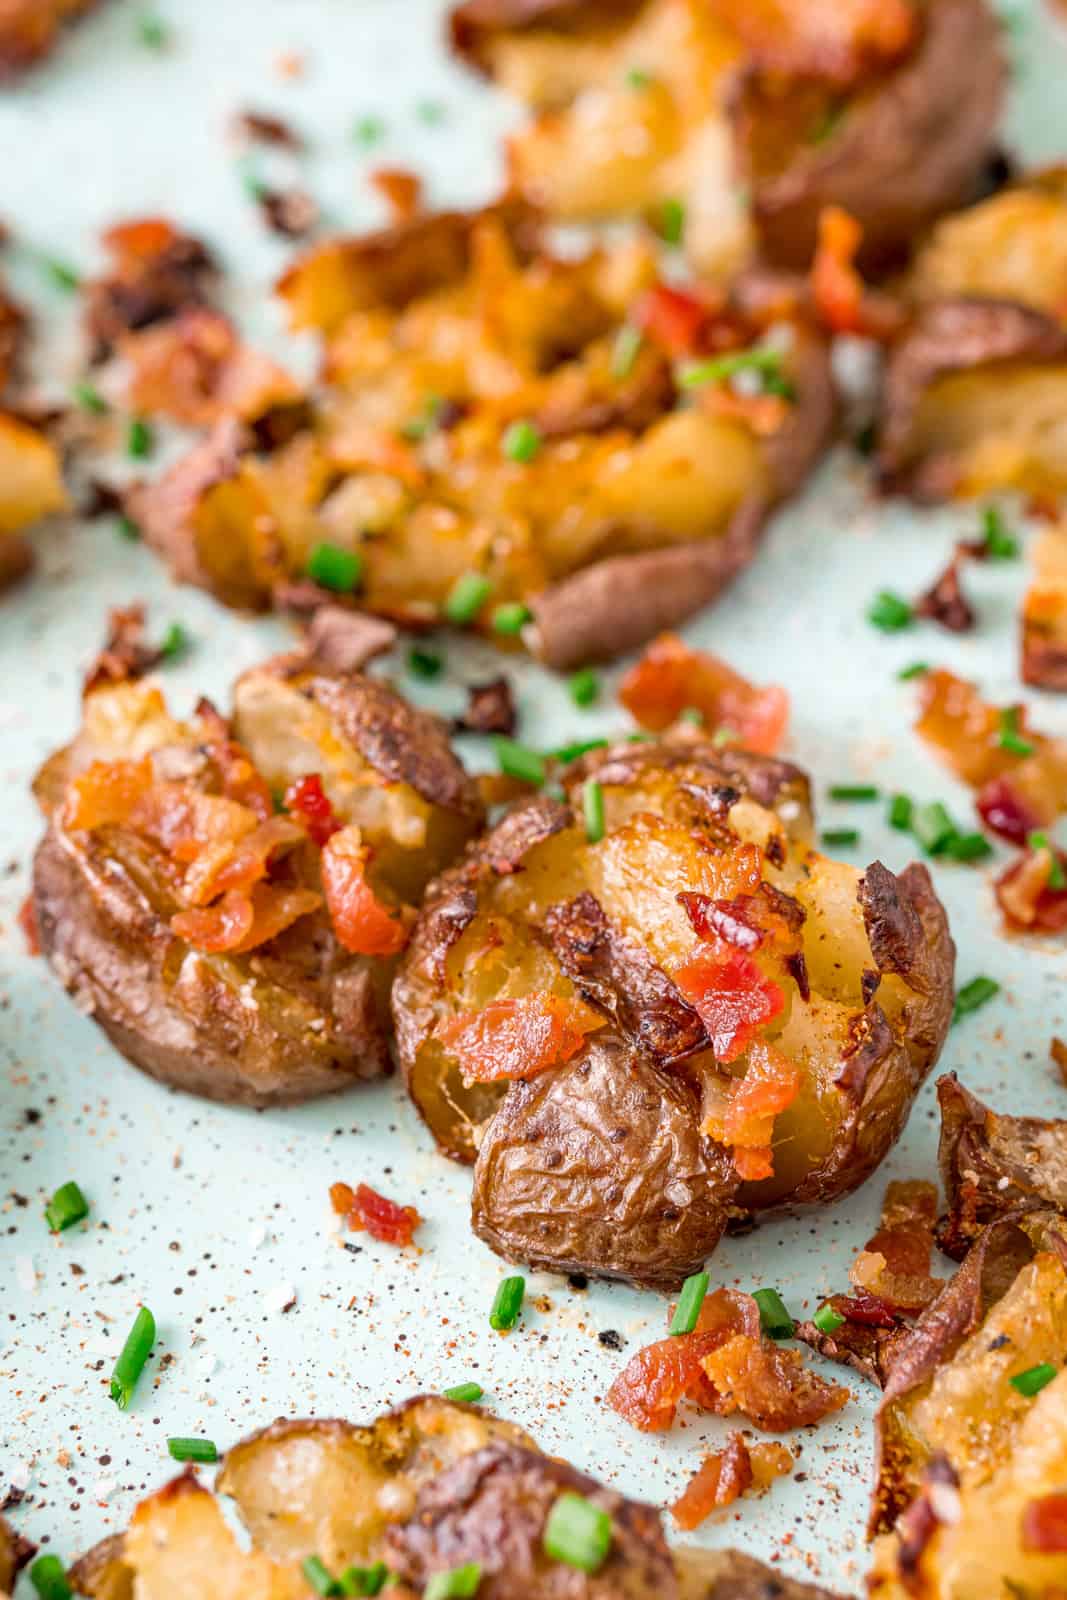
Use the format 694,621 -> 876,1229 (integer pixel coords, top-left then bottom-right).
132,205 -> 834,662
937,1074 -> 1067,1259
394,737 -> 954,1287
870,1214 -> 1067,1597
31,655 -> 482,1107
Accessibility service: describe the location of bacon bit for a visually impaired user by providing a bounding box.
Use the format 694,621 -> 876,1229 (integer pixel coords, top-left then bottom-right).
810,208 -> 905,342
1022,1492 -> 1067,1553
847,1181 -> 943,1314
257,187 -> 320,240
232,109 -> 303,150
452,676 -> 517,738
722,1043 -> 800,1170
126,784 -> 260,864
64,758 -> 154,831
702,386 -> 791,437
321,824 -> 411,957
707,0 -> 916,84
437,992 -> 604,1085
619,634 -> 788,752
172,882 -> 320,954
1052,1037 -> 1067,1086
914,557 -> 976,634
274,50 -> 306,78
995,842 -> 1067,931
330,1181 -> 421,1247
634,284 -> 712,358
84,217 -> 216,362
83,604 -> 163,696
284,773 -> 341,848
671,1434 -> 753,1530
195,717 -> 274,822
975,777 -> 1042,847
182,815 -> 306,906
673,948 -> 785,1063
679,886 -> 805,953
17,893 -> 40,956
369,167 -> 424,223
121,307 -> 301,427
700,1334 -> 849,1432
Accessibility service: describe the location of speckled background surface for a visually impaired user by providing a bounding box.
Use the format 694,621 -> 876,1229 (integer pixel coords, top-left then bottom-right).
1,2 -> 1067,1593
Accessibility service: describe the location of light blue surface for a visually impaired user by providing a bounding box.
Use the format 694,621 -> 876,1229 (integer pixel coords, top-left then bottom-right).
1,2 -> 1066,1592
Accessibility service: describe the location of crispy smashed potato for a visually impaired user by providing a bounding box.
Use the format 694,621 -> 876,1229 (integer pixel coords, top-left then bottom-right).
869,1213 -> 1067,1597
450,0 -> 1005,274
394,736 -> 954,1288
69,1395 -> 841,1599
131,205 -> 833,665
0,409 -> 67,536
0,0 -> 102,78
910,167 -> 1067,316
31,645 -> 482,1106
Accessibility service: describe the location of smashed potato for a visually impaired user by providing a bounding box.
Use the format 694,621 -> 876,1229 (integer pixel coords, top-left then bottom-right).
31,640 -> 482,1105
393,736 -> 954,1288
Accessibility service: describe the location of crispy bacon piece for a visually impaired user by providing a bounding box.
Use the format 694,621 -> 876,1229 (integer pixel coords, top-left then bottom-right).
810,208 -> 906,342
452,676 -> 517,737
84,217 -> 216,362
17,892 -> 40,956
64,758 -> 154,831
671,1434 -> 753,1530
673,948 -> 786,1063
699,1334 -> 849,1432
124,784 -> 259,864
995,840 -> 1067,932
914,555 -> 976,634
795,1296 -> 908,1389
634,284 -> 714,359
195,713 -> 274,822
708,1041 -> 801,1182
369,167 -> 424,224
679,885 -> 805,953
1022,1492 -> 1067,1554
330,1181 -> 422,1247
232,109 -> 303,151
121,307 -> 301,427
171,883 -> 320,954
284,773 -> 341,848
257,188 -> 320,240
707,0 -> 917,84
182,815 -> 306,906
438,992 -> 604,1084
82,604 -> 167,696
848,1180 -> 943,1313
321,824 -> 411,957
619,634 -> 789,753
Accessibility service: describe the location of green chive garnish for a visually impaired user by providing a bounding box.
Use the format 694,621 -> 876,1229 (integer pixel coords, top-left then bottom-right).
998,706 -> 1034,757
425,1565 -> 482,1600
400,395 -> 443,441
888,793 -> 913,831
117,515 -> 141,541
813,1303 -> 845,1336
45,1181 -> 89,1233
127,417 -> 154,460
551,738 -> 609,764
611,324 -> 643,380
625,66 -> 652,88
29,1555 -> 72,1600
502,419 -> 542,463
945,831 -> 993,863
543,1493 -> 613,1574
353,114 -> 385,147
981,504 -> 1019,561
338,1564 -> 390,1597
1029,831 -> 1067,889
867,591 -> 913,632
307,543 -> 363,593
72,381 -> 107,414
138,13 -> 168,48
493,737 -> 545,787
912,801 -> 957,856
828,784 -> 879,802
583,780 -> 605,844
167,1437 -> 218,1463
1010,1362 -> 1057,1397
711,726 -> 738,748
821,828 -> 859,848
110,1305 -> 156,1409
680,347 -> 785,390
40,254 -> 80,291
302,1554 -> 340,1596
679,707 -> 703,726
407,646 -> 443,680
443,1381 -> 484,1404
658,197 -> 686,247
569,668 -> 599,708
952,975 -> 1000,1025
897,661 -> 929,681
669,1271 -> 709,1336
445,572 -> 492,625
492,601 -> 531,636
416,100 -> 446,125
159,622 -> 189,662
489,1275 -> 525,1332
240,159 -> 268,201
753,1287 -> 794,1340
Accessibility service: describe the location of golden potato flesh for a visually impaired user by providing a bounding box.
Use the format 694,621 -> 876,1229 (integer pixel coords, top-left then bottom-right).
909,168 -> 1067,314
394,738 -> 954,1287
0,410 -> 67,535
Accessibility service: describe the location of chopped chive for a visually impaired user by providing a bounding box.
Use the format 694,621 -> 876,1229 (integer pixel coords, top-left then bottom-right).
416,99 -> 446,125
680,347 -> 785,390
543,1493 -> 613,1574
167,1436 -> 218,1463
998,706 -> 1035,757
945,831 -> 993,863
445,572 -> 492,625
502,419 -> 542,464
353,114 -> 386,147
110,1305 -> 156,1409
239,157 -> 268,200
658,197 -> 686,247
338,1564 -> 390,1597
981,504 -> 1019,561
821,828 -> 859,848
489,1275 -> 525,1331
810,99 -> 847,145
117,514 -> 141,541
307,542 -> 363,594
711,726 -> 739,748
611,324 -> 643,380
1010,1361 -> 1057,1397
679,707 -> 703,726
888,793 -> 913,831
569,668 -> 599,708
867,591 -> 913,632
625,66 -> 652,88
492,601 -> 531,636
443,1381 -> 484,1404
669,1270 -> 709,1336
583,779 -> 605,844
138,13 -> 168,48
29,1555 -> 72,1600
493,737 -> 545,788
1029,831 -> 1067,889
813,1303 -> 845,1336
551,738 -> 609,764
952,975 -> 1000,1026
159,622 -> 189,662
72,381 -> 107,414
302,1554 -> 340,1596
753,1287 -> 794,1340
425,1564 -> 482,1599
45,1181 -> 89,1233
828,784 -> 879,802
40,254 -> 80,292
407,646 -> 443,680
912,801 -> 957,856
127,418 -> 154,460
897,661 -> 929,681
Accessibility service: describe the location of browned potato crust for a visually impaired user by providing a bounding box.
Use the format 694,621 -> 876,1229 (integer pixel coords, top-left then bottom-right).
675,1549 -> 846,1600
909,167 -> 1067,314
394,737 -> 954,1287
0,1515 -> 34,1595
32,655 -> 481,1107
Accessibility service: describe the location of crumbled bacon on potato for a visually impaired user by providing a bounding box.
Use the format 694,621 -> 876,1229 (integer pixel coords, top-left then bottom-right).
283,773 -> 341,847
330,1181 -> 422,1246
848,1180 -> 943,1314
438,993 -> 605,1084
619,634 -> 789,750
321,824 -> 412,957
1021,1491 -> 1067,1553
707,0 -> 917,85
810,207 -> 906,342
